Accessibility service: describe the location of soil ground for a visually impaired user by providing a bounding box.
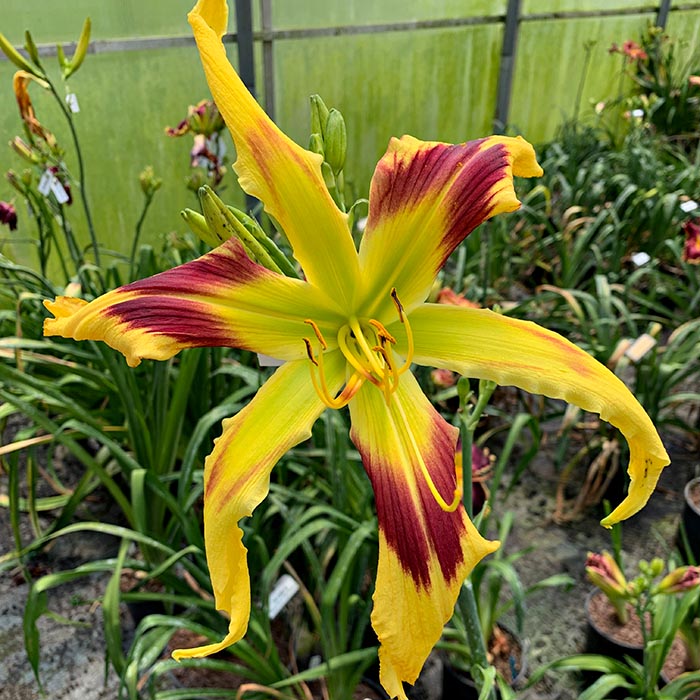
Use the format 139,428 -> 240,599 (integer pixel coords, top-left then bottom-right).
0,416 -> 697,700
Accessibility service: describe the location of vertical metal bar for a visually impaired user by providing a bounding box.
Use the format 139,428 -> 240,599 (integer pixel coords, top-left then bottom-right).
656,0 -> 672,28
261,0 -> 275,119
494,0 -> 521,133
234,0 -> 256,98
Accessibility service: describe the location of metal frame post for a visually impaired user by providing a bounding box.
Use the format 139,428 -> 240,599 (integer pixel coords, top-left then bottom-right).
656,0 -> 672,27
494,0 -> 521,133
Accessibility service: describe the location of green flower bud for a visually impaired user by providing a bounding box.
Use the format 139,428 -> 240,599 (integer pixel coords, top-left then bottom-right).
309,94 -> 330,139
0,32 -> 44,77
139,166 -> 162,198
24,31 -> 41,66
63,18 -> 91,79
181,208 -> 226,249
324,108 -> 347,175
308,132 -> 324,157
649,557 -> 665,578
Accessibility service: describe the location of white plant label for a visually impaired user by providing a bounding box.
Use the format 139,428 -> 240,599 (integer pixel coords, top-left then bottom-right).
50,177 -> 70,204
268,574 -> 299,619
66,93 -> 80,113
681,200 -> 698,213
630,251 -> 651,266
38,170 -> 53,196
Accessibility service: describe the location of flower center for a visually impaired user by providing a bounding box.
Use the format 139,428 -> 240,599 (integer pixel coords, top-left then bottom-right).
303,288 -> 414,409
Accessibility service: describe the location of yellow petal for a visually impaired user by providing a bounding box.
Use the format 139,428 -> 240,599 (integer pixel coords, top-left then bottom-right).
188,0 -> 360,307
392,304 -> 670,527
356,135 -> 542,319
173,353 -> 345,660
348,372 -> 498,699
43,238 -> 342,366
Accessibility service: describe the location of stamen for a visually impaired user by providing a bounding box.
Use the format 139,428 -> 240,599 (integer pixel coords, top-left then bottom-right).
369,319 -> 396,345
390,287 -> 404,321
304,319 -> 328,350
303,337 -> 318,366
390,289 -> 415,374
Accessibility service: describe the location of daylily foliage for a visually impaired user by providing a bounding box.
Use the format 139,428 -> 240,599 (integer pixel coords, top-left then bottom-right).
42,0 -> 670,697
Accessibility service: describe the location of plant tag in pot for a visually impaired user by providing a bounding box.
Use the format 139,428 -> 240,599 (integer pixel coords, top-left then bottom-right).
268,574 -> 299,619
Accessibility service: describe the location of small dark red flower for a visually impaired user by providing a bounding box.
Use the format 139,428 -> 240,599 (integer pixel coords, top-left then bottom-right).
0,201 -> 18,231
682,219 -> 700,264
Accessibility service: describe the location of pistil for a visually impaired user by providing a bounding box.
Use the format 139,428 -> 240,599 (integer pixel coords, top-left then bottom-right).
302,289 -> 415,409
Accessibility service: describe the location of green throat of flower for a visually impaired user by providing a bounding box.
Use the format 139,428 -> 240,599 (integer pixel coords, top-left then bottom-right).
303,288 -> 415,410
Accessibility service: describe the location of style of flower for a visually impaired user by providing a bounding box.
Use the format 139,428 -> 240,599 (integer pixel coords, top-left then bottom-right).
683,219 -> 700,264
42,1 -> 670,697
0,201 -> 18,231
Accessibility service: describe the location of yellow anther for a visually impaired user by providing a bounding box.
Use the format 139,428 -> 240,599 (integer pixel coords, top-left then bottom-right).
304,319 -> 328,350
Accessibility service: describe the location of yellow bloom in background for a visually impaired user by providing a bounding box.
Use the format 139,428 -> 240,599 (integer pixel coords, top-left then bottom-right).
43,0 -> 670,696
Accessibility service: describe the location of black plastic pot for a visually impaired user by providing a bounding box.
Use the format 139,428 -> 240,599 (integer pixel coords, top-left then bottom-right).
440,625 -> 525,700
584,589 -> 643,663
441,662 -> 485,700
678,476 -> 700,564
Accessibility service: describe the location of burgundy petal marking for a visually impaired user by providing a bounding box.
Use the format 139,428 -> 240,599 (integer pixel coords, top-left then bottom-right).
107,297 -> 239,348
367,138 -> 511,268
355,407 -> 466,589
124,237 -> 266,296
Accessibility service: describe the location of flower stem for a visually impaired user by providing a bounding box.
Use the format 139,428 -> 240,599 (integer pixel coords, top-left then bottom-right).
129,192 -> 155,280
47,80 -> 101,274
457,581 -> 496,700
457,378 -> 498,699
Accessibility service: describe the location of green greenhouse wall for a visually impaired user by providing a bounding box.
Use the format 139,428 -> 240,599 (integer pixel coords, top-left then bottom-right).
1,1 -> 698,275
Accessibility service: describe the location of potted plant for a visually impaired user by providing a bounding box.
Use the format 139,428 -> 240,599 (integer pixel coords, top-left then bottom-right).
530,553 -> 700,699
679,474 -> 700,564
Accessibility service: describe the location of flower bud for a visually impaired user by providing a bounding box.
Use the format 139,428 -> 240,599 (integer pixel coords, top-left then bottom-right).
139,166 -> 162,198
586,551 -> 627,595
24,31 -> 41,66
309,94 -> 330,140
324,108 -> 346,175
10,136 -> 39,164
181,208 -> 225,249
656,566 -> 700,595
0,31 -> 44,77
308,133 -> 324,157
63,17 -> 91,79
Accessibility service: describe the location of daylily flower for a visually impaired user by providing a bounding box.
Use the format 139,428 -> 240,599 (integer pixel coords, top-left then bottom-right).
42,0 -> 670,697
13,70 -> 59,153
165,98 -> 225,138
0,201 -> 18,231
682,219 -> 700,264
